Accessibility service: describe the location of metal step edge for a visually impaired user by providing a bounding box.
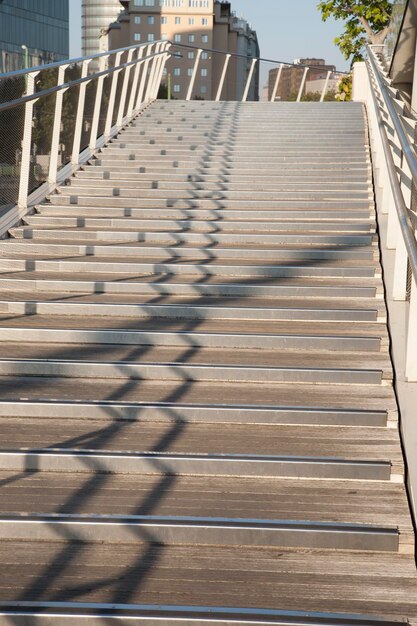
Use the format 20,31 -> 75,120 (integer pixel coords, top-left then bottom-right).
0,515 -> 399,551
9,230 -> 376,246
34,210 -> 375,222
44,200 -> 374,209
0,401 -> 387,426
0,329 -> 382,351
23,218 -> 375,233
0,360 -> 383,385
1,243 -> 378,260
0,302 -> 379,323
0,450 -> 392,480
0,280 -> 380,298
0,260 -> 377,279
0,602 -> 407,626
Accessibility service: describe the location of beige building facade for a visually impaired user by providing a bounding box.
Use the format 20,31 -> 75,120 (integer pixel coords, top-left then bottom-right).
106,0 -> 259,101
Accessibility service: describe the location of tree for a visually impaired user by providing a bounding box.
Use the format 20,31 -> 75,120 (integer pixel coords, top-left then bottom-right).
318,1 -> 393,62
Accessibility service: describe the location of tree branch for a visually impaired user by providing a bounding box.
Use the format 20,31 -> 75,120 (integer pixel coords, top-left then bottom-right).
358,15 -> 376,39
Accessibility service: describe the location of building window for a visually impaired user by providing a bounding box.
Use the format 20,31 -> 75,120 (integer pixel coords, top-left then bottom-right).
161,33 -> 168,40
136,0 -> 155,4
134,16 -> 141,24
174,34 -> 181,42
175,16 -> 181,24
161,16 -> 167,24
202,35 -> 209,43
189,18 -> 195,25
134,33 -> 141,41
201,68 -> 207,76
188,51 -> 195,59
147,15 -> 155,24
173,84 -> 180,93
188,34 -> 195,43
173,68 -> 181,76
148,33 -> 155,41
201,52 -> 208,59
200,85 -> 207,94
187,68 -> 193,76
202,18 -> 208,25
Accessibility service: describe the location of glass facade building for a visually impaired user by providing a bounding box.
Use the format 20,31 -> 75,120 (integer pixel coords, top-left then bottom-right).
0,0 -> 69,73
82,0 -> 123,56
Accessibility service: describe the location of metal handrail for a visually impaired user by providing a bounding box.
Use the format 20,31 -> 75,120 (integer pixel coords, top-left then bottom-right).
366,46 -> 417,284
0,40 -> 172,212
0,40 -> 167,81
0,48 -> 169,114
170,42 -> 351,75
367,48 -> 417,183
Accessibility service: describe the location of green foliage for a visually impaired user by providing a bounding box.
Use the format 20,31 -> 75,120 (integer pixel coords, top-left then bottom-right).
336,74 -> 353,100
318,0 -> 393,62
288,90 -> 337,102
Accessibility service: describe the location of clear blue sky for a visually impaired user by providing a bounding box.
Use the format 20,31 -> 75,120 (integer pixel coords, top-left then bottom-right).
69,0 -> 350,71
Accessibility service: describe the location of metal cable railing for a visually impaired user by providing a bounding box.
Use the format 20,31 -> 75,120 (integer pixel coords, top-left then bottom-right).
0,40 -> 171,214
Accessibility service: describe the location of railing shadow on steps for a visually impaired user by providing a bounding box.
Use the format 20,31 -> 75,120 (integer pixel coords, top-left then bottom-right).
0,41 -> 391,615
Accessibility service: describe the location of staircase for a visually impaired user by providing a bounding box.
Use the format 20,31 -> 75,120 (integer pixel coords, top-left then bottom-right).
0,100 -> 415,624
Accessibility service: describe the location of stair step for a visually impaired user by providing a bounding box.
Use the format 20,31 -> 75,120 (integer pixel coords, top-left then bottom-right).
9,227 -> 376,246
44,196 -> 373,209
0,299 -> 380,322
0,543 -> 416,621
1,240 -> 378,261
0,278 -> 381,298
0,470 -> 408,531
0,258 -> 378,279
34,207 -> 375,222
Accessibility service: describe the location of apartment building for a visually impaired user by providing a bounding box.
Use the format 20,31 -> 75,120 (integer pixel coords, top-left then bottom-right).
105,0 -> 259,101
268,58 -> 336,102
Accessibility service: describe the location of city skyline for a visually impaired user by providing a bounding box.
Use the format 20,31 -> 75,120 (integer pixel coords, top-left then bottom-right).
70,0 -> 350,71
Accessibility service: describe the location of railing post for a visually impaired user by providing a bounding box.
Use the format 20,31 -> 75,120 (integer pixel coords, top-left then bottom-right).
151,42 -> 171,100
186,48 -> 202,101
71,59 -> 91,166
147,42 -> 167,101
242,58 -> 257,102
116,48 -> 134,127
392,152 -> 412,300
89,55 -> 108,152
48,64 -> 69,185
297,67 -> 309,102
18,70 -> 40,210
127,46 -> 144,117
136,43 -> 154,108
144,42 -> 162,102
270,64 -> 283,102
405,278 -> 417,381
104,50 -> 123,138
216,53 -> 231,102
320,70 -> 332,102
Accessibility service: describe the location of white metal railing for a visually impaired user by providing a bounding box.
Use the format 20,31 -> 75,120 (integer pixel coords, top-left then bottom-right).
357,45 -> 417,382
0,42 -> 349,239
170,43 -> 348,104
0,40 -> 171,213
